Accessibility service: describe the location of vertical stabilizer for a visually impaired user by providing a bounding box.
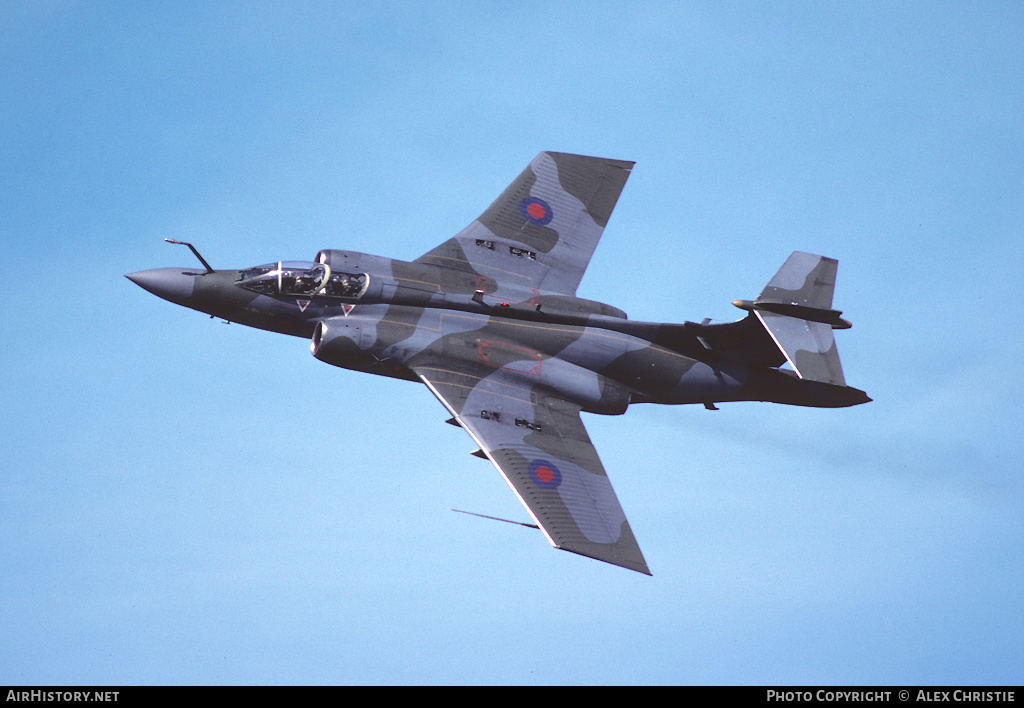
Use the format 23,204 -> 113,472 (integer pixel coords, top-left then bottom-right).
736,252 -> 849,386
756,312 -> 845,385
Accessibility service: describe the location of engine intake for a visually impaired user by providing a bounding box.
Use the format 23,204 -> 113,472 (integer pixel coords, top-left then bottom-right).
311,318 -> 374,368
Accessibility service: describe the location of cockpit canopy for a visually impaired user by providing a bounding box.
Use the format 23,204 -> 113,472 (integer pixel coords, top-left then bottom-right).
237,261 -> 369,299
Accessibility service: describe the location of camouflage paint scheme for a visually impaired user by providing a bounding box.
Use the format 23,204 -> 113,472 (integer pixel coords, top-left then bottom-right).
127,152 -> 870,575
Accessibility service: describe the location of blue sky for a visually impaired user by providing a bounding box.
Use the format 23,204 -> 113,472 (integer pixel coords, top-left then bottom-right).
2,1 -> 1022,685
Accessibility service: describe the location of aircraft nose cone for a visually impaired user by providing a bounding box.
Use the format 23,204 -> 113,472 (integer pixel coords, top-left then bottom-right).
125,268 -> 196,305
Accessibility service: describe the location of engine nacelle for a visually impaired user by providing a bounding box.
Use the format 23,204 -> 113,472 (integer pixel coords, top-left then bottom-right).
533,358 -> 631,416
589,374 -> 632,415
310,317 -> 375,368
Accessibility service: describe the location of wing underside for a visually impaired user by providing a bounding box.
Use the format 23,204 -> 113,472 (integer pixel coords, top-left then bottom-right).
411,362 -> 650,575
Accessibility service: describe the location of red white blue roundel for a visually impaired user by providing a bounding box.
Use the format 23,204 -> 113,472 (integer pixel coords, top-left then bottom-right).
519,196 -> 554,226
528,459 -> 562,489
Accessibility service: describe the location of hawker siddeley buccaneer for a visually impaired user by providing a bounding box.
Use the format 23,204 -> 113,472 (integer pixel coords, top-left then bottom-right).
127,152 -> 869,575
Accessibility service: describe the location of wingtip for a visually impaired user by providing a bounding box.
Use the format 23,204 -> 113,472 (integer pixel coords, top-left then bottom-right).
557,544 -> 653,576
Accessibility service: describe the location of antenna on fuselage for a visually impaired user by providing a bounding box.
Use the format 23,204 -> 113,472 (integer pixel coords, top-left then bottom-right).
165,239 -> 215,273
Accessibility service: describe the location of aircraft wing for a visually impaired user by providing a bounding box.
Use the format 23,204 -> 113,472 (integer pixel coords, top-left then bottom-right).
411,360 -> 651,575
414,152 -> 634,296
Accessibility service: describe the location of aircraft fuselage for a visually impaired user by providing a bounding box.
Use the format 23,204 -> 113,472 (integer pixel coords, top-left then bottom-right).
126,151 -> 871,575
127,250 -> 868,413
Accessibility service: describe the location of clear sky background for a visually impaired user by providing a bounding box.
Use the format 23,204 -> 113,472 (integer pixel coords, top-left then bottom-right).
2,1 -> 1022,686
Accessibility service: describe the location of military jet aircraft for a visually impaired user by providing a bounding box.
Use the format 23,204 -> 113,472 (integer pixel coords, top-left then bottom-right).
127,151 -> 869,575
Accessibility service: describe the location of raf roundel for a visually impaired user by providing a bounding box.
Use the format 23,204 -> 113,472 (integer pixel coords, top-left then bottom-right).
518,196 -> 554,226
528,459 -> 562,489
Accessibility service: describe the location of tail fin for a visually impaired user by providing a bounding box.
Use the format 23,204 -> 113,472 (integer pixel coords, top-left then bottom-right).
733,252 -> 850,386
